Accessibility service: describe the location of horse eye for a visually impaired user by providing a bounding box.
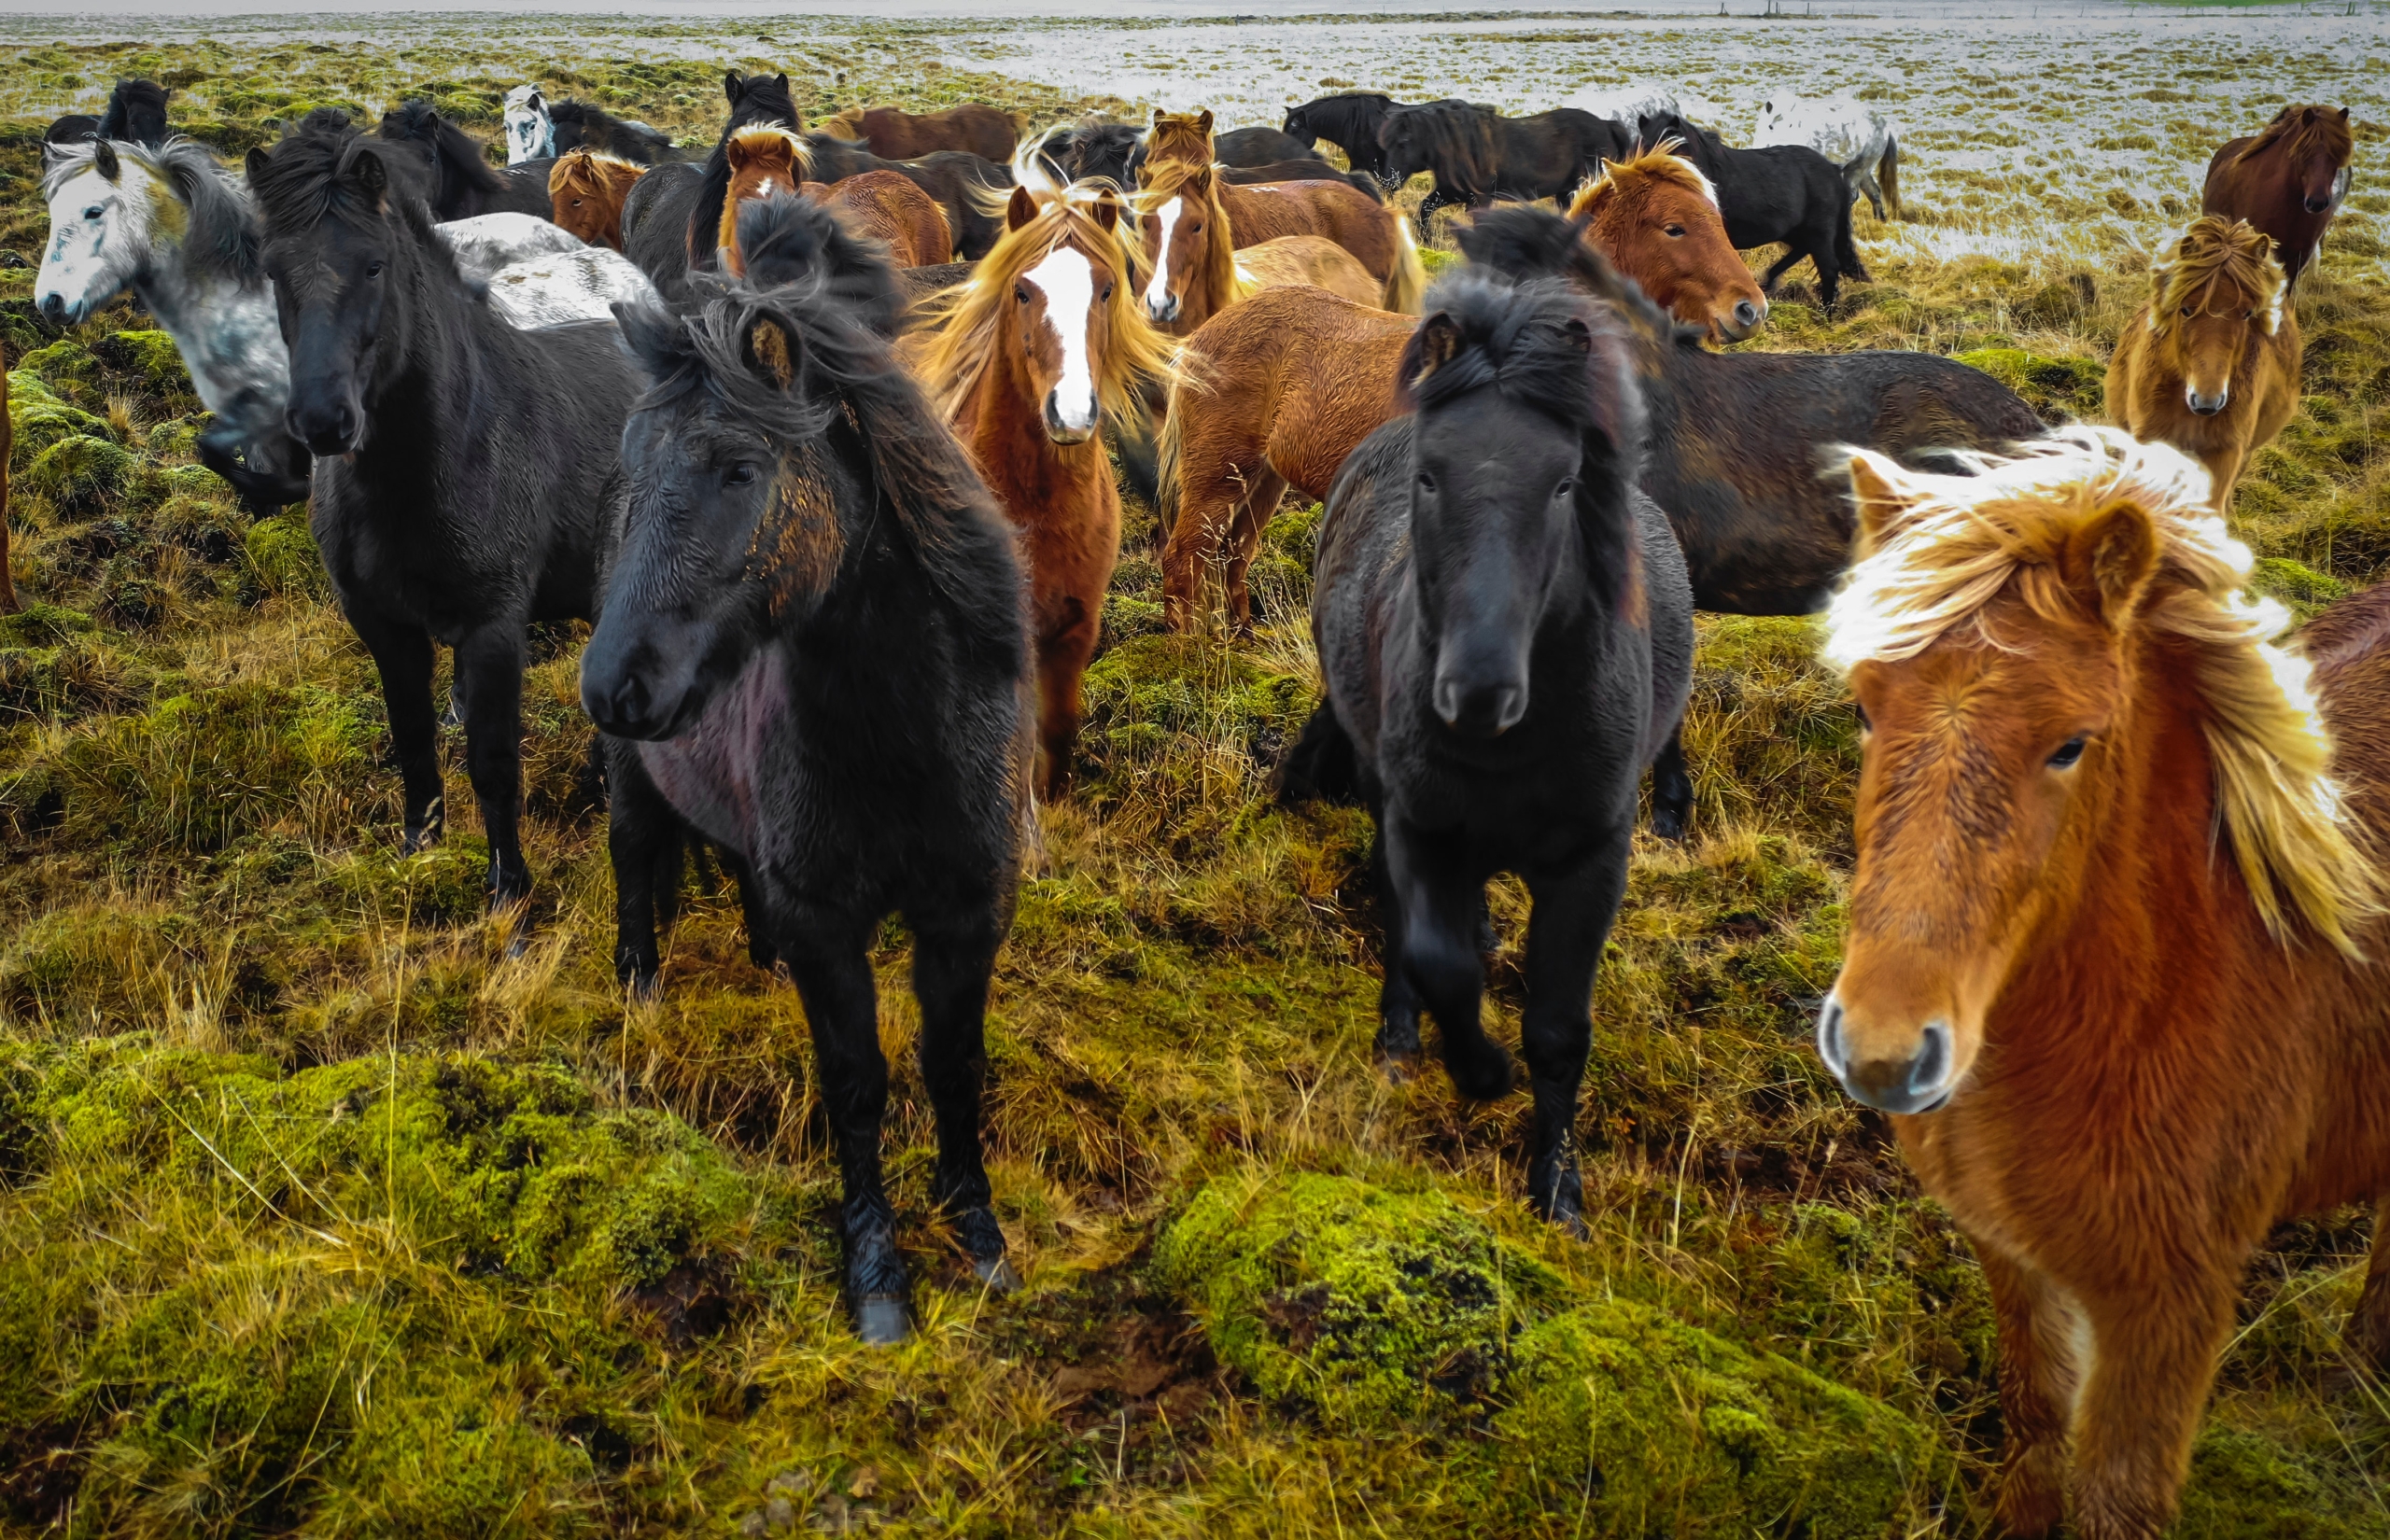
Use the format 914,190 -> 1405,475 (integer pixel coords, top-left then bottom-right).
1664,224 -> 1685,237
1015,284 -> 1031,304
2047,736 -> 2087,769
85,204 -> 105,220
1553,477 -> 1575,500
2180,304 -> 2193,316
367,261 -> 385,279
1102,283 -> 1115,301
1416,470 -> 1437,493
724,463 -> 758,487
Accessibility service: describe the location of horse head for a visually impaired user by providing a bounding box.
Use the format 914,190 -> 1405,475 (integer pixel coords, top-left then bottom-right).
2146,216 -> 2284,417
502,84 -> 553,165
1397,273 -> 1643,738
1141,109 -> 1216,189
548,148 -> 644,249
2265,104 -> 2355,215
719,126 -> 813,274
1135,165 -> 1226,326
35,139 -> 158,326
1569,141 -> 1764,343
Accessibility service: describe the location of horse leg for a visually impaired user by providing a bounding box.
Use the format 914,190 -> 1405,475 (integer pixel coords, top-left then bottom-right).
2068,1272 -> 2238,1539
1414,186 -> 1448,243
454,626 -> 532,906
1383,816 -> 1512,1100
773,900 -> 908,1342
1161,452 -> 1248,633
346,607 -> 445,853
1369,833 -> 1424,1067
602,739 -> 682,994
2200,445 -> 2246,513
1810,245 -> 1841,315
1034,599 -> 1099,800
1221,467 -> 1289,638
2350,1195 -> 2390,1375
1517,836 -> 1632,1234
1979,1247 -> 2080,1540
722,847 -> 779,972
1649,727 -> 1694,841
1757,247 -> 1805,297
911,905 -> 1017,1290
1861,169 -> 1886,223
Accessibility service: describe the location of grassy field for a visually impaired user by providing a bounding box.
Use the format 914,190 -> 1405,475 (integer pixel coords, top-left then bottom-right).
1,13 -> 2387,1536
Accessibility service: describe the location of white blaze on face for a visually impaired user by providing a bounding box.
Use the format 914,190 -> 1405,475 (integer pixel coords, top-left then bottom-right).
1143,195 -> 1181,315
37,163 -> 142,325
1024,244 -> 1100,437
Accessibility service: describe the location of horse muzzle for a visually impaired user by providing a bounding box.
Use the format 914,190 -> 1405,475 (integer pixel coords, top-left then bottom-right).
1043,391 -> 1100,446
35,290 -> 91,328
1712,297 -> 1767,343
1145,292 -> 1180,325
1431,675 -> 1526,738
1816,994 -> 1956,1115
289,401 -> 365,458
2185,386 -> 2228,417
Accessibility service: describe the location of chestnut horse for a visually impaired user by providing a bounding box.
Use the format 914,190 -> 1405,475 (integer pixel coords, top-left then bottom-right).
1140,111 -> 1422,308
1815,427 -> 2389,1540
1135,164 -> 1409,334
1567,142 -> 1765,342
2105,216 -> 2298,513
908,183 -> 1175,794
720,127 -> 952,271
817,103 -> 1020,164
548,148 -> 646,248
2202,104 -> 2354,287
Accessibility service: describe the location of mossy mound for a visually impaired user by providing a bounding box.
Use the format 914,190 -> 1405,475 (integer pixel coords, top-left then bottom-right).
1951,345 -> 2105,423
23,434 -> 135,517
245,512 -> 326,596
6,369 -> 114,462
1154,1173 -> 1567,1424
2254,557 -> 2352,624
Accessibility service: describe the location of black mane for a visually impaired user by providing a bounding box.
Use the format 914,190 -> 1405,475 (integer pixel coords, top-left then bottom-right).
98,78 -> 171,147
377,98 -> 508,217
252,112 -> 462,291
727,193 -> 904,338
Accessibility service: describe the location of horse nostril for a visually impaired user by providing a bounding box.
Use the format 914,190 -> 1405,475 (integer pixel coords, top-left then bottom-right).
1910,1018 -> 1951,1096
2306,196 -> 2331,214
38,293 -> 63,322
1734,300 -> 1762,329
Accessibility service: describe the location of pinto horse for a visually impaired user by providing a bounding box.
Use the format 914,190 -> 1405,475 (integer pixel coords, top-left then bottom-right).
1302,273 -> 1694,1226
1135,163 -> 1411,334
2202,105 -> 2355,287
1568,143 -> 1764,342
2105,215 -> 2298,513
719,128 -> 951,271
1815,427 -> 2390,1540
816,103 -> 1021,163
585,192 -> 1032,1345
908,183 -> 1174,796
1140,112 -> 1423,309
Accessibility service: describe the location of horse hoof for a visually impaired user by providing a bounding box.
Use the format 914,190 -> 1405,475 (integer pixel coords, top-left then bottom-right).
852,1295 -> 912,1346
1376,1048 -> 1422,1085
1444,1040 -> 1517,1101
973,1254 -> 1023,1293
1650,805 -> 1689,842
401,824 -> 443,854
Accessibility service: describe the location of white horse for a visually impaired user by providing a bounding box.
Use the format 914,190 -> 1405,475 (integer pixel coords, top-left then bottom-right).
35,137 -> 653,511
502,84 -> 553,165
1755,95 -> 1901,221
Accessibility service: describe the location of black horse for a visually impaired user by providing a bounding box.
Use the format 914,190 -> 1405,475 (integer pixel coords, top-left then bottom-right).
44,78 -> 171,148
547,97 -> 682,163
1380,101 -> 1629,236
377,100 -> 553,219
1300,272 -> 1694,1229
621,161 -> 705,288
583,193 -> 1033,1344
1641,112 -> 1864,313
1216,125 -> 1319,167
1283,91 -> 1405,184
1035,118 -> 1144,188
248,115 -> 639,905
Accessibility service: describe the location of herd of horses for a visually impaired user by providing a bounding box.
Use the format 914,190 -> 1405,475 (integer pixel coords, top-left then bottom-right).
18,68 -> 2384,1539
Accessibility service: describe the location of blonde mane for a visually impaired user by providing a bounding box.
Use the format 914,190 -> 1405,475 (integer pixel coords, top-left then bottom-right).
549,147 -> 642,196
1144,110 -> 1216,185
1568,137 -> 1718,216
2149,216 -> 2285,339
726,124 -> 814,180
910,185 -> 1178,433
1134,161 -> 1251,315
815,106 -> 867,141
1823,427 -> 2381,955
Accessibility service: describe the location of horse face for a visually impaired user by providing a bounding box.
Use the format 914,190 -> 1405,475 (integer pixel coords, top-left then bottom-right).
501,89 -> 550,166
263,150 -> 402,458
1584,170 -> 1764,343
2167,281 -> 2263,416
1138,193 -> 1204,324
1015,241 -> 1113,444
1819,468 -> 2151,1116
35,151 -> 150,327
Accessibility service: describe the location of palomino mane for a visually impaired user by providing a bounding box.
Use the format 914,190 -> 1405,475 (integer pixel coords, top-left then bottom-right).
1568,137 -> 1718,214
552,146 -> 641,193
1143,111 -> 1215,179
909,182 -> 1176,432
1822,427 -> 2382,955
2148,216 -> 2285,338
41,135 -> 260,285
2235,105 -> 2355,172
726,124 -> 814,179
816,106 -> 867,140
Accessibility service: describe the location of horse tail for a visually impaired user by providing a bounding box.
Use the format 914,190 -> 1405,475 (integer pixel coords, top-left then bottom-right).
1383,215 -> 1427,315
1154,383 -> 1188,539
1276,703 -> 1363,806
1833,189 -> 1867,284
1877,133 -> 1900,221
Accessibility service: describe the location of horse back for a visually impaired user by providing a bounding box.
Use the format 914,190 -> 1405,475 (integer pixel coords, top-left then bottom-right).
1223,177 -> 1397,281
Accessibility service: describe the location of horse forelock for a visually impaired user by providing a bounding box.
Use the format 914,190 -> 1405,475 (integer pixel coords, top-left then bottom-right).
727,124 -> 813,177
1573,138 -> 1718,212
2151,216 -> 2285,337
2237,104 -> 2355,173
1823,427 -> 2382,954
1403,273 -> 1642,471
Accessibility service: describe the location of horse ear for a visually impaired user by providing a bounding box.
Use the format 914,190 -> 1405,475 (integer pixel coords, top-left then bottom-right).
1844,451 -> 1909,555
746,313 -> 799,390
246,146 -> 271,182
356,147 -> 387,199
2063,498 -> 2159,626
1006,184 -> 1038,231
1091,188 -> 1121,231
92,140 -> 120,182
724,72 -> 743,105
1197,109 -> 1214,137
774,73 -> 790,97
1186,165 -> 1212,197
1412,311 -> 1463,385
1151,108 -> 1168,129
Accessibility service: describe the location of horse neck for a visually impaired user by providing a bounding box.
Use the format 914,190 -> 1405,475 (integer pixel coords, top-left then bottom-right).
956,332 -> 1099,510
135,201 -> 273,394
362,239 -> 510,451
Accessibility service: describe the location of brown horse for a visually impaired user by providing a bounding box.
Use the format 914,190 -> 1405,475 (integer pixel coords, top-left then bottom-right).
1140,111 -> 1423,310
2105,216 -> 2298,513
1134,164 -> 1410,334
1815,427 -> 2390,1540
2202,104 -> 2355,287
548,148 -> 647,248
816,103 -> 1020,164
1567,142 -> 1765,342
907,183 -> 1175,794
721,128 -> 952,271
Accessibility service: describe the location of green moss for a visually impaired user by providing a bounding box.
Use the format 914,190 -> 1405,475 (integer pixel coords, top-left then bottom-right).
91,329 -> 195,399
2252,557 -> 2351,624
1952,345 -> 2106,422
6,369 -> 114,461
245,512 -> 328,595
24,434 -> 135,516
2175,1426 -> 2388,1539
1493,1298 -> 1937,1537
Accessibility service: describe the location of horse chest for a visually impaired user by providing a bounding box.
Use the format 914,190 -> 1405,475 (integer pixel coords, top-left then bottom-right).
635,646 -> 792,863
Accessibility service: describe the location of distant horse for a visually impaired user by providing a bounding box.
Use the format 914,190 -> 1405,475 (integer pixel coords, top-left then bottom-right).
1755,94 -> 1901,221
1140,111 -> 1422,303
719,128 -> 951,270
583,192 -> 1032,1345
248,114 -> 641,904
44,78 -> 172,150
1814,427 -> 2390,1540
1643,111 -> 1865,313
1135,162 -> 1416,335
1378,100 -> 1629,235
501,85 -> 678,166
908,182 -> 1174,795
377,100 -> 554,219
2202,104 -> 2354,287
1568,143 -> 1765,341
815,103 -> 1020,163
1282,91 -> 1406,184
685,72 -> 805,274
1303,273 -> 1694,1228
36,135 -> 632,514
1225,159 -> 1386,200
1216,125 -> 1319,167
549,148 -> 648,248
2106,216 -> 2298,513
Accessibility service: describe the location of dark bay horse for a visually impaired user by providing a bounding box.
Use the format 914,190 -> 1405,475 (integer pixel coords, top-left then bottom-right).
1283,91 -> 1407,184
377,100 -> 553,219
1816,429 -> 2390,1539
1642,111 -> 1864,313
1035,117 -> 1144,188
583,193 -> 1033,1344
1216,125 -> 1318,167
45,78 -> 171,148
1379,100 -> 1630,235
249,114 -> 639,905
2202,104 -> 2354,286
1303,273 -> 1694,1227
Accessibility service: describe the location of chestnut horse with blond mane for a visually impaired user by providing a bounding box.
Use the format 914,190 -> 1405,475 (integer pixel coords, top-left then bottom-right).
908,183 -> 1175,793
2202,104 -> 2354,287
2105,216 -> 2298,513
1133,166 -> 1390,335
720,127 -> 951,272
1568,142 -> 1765,343
1816,428 -> 2389,1540
549,148 -> 647,249
1140,110 -> 1423,310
